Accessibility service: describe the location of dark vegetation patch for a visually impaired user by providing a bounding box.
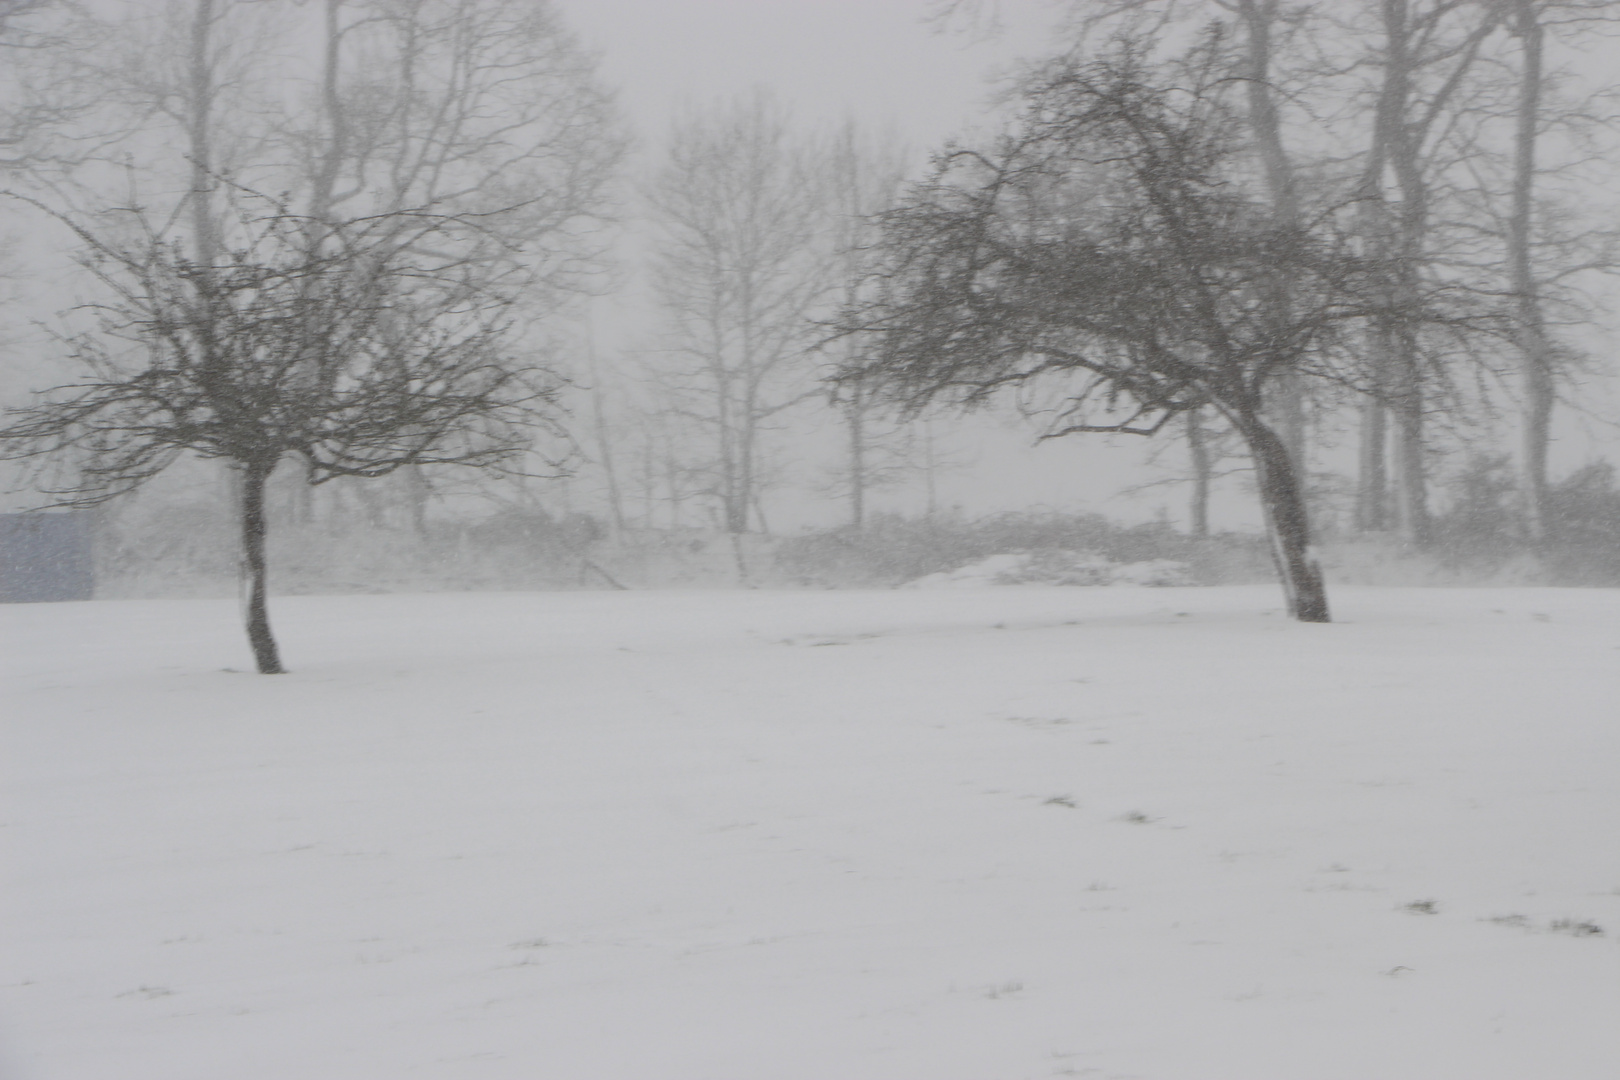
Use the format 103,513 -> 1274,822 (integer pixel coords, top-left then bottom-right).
1425,457 -> 1620,586
774,511 -> 1271,589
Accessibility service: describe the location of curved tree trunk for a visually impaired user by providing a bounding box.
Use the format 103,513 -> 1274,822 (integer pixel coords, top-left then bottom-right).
240,461 -> 284,674
1234,411 -> 1330,623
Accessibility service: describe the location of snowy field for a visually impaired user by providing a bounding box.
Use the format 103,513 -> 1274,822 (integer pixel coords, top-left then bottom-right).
3,584 -> 1618,1080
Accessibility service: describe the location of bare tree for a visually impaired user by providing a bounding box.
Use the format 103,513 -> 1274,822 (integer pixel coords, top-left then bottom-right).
646,91 -> 835,555
14,0 -> 617,344
35,0 -> 285,202
1072,1 -> 1499,546
1,201 -> 564,672
622,399 -> 703,530
290,0 -> 619,266
1341,0 -> 1504,543
825,121 -> 912,531
1126,406 -> 1249,536
0,1 -> 117,179
1221,0 -> 1315,469
1508,0 -> 1554,539
1488,0 -> 1620,539
1067,2 -> 1328,470
938,0 -> 1620,553
840,46 -> 1380,622
283,0 -> 620,528
5,0 -> 620,625
995,2 -> 1332,513
0,1 -> 58,167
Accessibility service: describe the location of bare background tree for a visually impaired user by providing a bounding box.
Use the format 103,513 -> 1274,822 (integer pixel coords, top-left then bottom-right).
926,0 -> 1620,563
2,202 -> 569,671
825,121 -> 913,532
1,0 -> 620,664
840,42 -> 1390,621
643,91 -> 836,575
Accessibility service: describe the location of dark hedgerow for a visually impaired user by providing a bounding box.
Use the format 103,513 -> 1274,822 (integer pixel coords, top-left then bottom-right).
774,511 -> 1271,588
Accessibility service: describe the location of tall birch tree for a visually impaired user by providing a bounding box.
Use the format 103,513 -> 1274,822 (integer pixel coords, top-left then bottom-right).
647,91 -> 834,543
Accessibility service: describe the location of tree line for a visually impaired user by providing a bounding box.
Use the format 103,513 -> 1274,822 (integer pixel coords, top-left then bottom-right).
2,0 -> 1617,663
593,0 -> 1620,614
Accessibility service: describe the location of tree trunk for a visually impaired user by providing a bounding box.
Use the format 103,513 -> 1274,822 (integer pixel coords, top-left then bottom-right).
1273,375 -> 1306,476
1356,395 -> 1389,531
1378,0 -> 1440,549
1389,342 -> 1430,546
724,493 -> 748,534
1510,0 -> 1553,541
1367,0 -> 1497,546
1354,115 -> 1392,535
187,0 -> 219,264
308,0 -> 349,226
1186,407 -> 1211,537
239,461 -> 284,674
1235,0 -> 1308,472
641,437 -> 656,528
585,326 -> 627,540
591,386 -> 626,540
662,437 -> 683,528
404,464 -> 429,538
922,419 -> 939,519
1236,411 -> 1330,622
848,380 -> 867,531
721,388 -> 748,535
1520,345 -> 1554,540
728,531 -> 751,587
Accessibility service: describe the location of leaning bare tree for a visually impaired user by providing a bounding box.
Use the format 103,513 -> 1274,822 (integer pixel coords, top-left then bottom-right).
838,44 -> 1378,622
0,203 -> 563,672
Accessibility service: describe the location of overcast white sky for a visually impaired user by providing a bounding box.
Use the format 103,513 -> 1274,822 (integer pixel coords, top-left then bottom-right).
556,0 -> 1059,150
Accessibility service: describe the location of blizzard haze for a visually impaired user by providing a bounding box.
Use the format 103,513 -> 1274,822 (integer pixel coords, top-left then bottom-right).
5,6 -> 1620,1075
560,0 -> 1056,142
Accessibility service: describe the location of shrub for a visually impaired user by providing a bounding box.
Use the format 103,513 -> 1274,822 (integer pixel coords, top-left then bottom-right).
774,511 -> 1269,588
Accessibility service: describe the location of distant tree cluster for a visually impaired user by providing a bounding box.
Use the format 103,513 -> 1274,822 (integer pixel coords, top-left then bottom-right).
3,0 -> 1619,663
610,94 -> 918,584
835,0 -> 1620,621
1,0 -> 619,669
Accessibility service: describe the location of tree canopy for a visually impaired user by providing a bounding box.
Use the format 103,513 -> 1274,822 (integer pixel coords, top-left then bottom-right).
839,44 -> 1386,620
3,203 -> 559,507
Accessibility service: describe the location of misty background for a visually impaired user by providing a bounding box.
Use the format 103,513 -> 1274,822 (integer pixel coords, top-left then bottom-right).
3,0 -> 1619,599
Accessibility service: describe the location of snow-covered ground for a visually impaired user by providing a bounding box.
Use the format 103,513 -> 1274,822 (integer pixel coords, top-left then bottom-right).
3,585 -> 1618,1080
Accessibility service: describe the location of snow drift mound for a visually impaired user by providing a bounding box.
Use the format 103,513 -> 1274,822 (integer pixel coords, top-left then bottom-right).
903,549 -> 1194,588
